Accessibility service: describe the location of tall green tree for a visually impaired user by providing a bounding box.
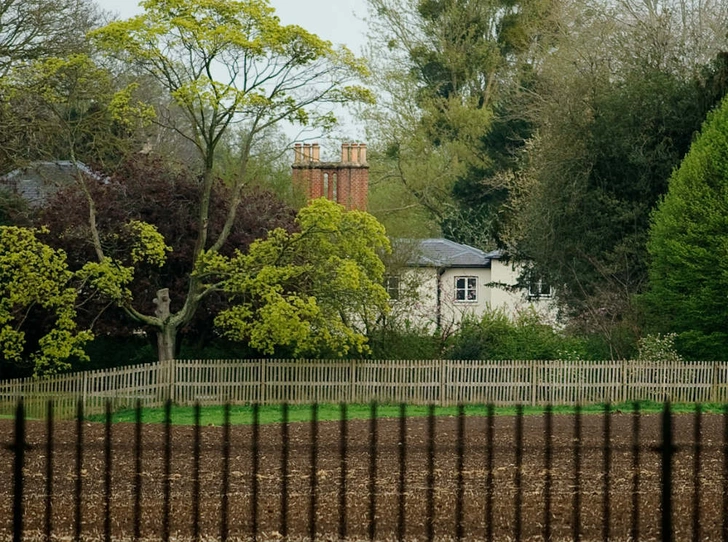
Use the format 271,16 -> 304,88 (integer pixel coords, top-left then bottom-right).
364,0 -> 549,245
82,0 -> 371,361
644,96 -> 728,360
505,0 -> 728,356
208,198 -> 391,357
0,54 -> 153,171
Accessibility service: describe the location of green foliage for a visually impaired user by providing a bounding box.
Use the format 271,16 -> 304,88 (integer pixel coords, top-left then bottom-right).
92,0 -> 370,166
364,0 -> 548,245
506,4 -> 728,355
644,96 -> 728,360
0,189 -> 28,226
367,326 -> 443,360
0,54 -> 153,169
447,309 -> 588,360
637,333 -> 683,363
0,226 -> 92,374
205,199 -> 391,357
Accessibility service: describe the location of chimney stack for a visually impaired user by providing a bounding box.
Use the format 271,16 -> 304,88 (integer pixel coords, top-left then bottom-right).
292,141 -> 369,211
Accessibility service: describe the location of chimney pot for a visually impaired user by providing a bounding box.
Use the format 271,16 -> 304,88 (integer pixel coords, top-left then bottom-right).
312,143 -> 320,162
294,143 -> 303,163
359,143 -> 367,164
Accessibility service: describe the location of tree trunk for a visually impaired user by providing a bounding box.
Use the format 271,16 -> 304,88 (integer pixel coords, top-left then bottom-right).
154,288 -> 177,362
157,324 -> 176,362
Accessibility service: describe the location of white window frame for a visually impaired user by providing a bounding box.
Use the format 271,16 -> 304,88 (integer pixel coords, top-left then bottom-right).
384,275 -> 401,300
455,276 -> 478,302
528,278 -> 552,299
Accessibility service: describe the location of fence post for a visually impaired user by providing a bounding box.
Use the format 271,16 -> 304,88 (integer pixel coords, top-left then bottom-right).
260,359 -> 267,404
439,359 -> 446,407
531,360 -> 538,406
82,371 -> 88,415
350,359 -> 356,403
711,360 -> 719,403
621,359 -> 627,404
169,358 -> 177,403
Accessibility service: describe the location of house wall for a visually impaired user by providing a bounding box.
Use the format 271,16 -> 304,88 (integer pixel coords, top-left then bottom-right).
439,267 -> 492,331
391,261 -> 557,332
489,259 -> 558,322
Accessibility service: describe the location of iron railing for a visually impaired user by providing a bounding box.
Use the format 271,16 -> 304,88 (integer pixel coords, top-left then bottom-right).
4,400 -> 728,541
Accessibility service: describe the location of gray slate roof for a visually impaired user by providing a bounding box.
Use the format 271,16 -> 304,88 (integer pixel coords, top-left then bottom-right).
0,161 -> 102,206
406,238 -> 503,268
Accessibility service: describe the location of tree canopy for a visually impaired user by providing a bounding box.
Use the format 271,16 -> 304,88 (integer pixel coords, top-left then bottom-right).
0,226 -> 92,375
207,198 -> 391,357
51,0 -> 375,361
644,96 -> 728,360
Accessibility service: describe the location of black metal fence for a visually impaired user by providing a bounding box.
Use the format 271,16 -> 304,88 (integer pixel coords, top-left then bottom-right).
5,400 -> 728,541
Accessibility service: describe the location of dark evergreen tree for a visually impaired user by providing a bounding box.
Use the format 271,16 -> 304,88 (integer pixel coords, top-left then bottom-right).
644,95 -> 728,360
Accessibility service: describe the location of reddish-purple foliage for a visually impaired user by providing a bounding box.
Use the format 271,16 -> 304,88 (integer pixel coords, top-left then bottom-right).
36,155 -> 297,341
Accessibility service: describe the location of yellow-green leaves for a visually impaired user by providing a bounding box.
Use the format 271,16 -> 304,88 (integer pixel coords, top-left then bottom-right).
91,0 -> 369,164
126,220 -> 172,266
3,54 -> 152,166
76,261 -> 134,303
208,199 -> 391,357
75,220 -> 172,301
0,226 -> 92,374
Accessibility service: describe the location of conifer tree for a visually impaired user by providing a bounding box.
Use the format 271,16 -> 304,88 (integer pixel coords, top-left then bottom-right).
645,96 -> 728,359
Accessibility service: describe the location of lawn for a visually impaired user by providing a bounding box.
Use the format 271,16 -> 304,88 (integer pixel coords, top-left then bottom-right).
86,400 -> 726,425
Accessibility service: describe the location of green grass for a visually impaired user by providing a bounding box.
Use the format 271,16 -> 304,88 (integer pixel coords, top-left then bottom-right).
85,401 -> 728,426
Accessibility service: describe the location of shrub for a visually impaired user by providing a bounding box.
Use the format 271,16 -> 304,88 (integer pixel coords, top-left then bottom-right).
447,308 -> 589,360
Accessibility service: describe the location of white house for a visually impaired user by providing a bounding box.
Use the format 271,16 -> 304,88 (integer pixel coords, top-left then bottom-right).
386,238 -> 556,332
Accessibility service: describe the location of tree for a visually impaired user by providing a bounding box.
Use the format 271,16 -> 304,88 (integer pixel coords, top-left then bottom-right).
68,0 -> 372,361
364,0 -> 549,245
0,54 -> 153,171
503,0 -> 728,356
0,226 -> 92,376
0,0 -> 100,75
205,198 -> 391,357
644,96 -> 728,360
36,154 -> 297,352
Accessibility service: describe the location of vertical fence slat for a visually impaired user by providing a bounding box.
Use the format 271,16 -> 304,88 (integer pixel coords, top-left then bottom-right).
2,358 -> 728,410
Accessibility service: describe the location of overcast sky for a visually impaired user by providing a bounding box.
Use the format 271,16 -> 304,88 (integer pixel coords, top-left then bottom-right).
95,1 -> 369,53
94,0 -> 371,147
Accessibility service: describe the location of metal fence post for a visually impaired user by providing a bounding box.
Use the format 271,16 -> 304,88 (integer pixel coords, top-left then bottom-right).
13,400 -> 25,542
661,402 -> 674,542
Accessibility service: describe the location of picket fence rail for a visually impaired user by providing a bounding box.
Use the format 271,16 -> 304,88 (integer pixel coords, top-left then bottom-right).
1,358 -> 727,418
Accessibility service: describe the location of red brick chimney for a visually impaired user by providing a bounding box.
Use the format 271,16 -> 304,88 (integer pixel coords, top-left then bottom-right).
292,142 -> 369,211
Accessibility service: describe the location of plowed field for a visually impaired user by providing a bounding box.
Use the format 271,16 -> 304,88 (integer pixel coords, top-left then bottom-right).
0,412 -> 724,541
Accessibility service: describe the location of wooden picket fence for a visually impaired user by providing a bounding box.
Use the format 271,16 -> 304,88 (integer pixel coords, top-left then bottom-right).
2,358 -> 728,418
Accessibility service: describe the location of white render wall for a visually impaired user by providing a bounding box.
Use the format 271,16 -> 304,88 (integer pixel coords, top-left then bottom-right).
391,260 -> 557,332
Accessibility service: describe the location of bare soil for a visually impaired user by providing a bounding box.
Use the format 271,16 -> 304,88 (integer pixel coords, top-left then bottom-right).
0,412 -> 724,541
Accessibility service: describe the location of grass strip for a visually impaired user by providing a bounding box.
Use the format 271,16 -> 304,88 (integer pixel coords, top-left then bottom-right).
86,401 -> 725,426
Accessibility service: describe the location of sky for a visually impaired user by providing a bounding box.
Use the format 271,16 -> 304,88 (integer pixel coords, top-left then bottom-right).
93,0 -> 371,150
95,0 -> 369,54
